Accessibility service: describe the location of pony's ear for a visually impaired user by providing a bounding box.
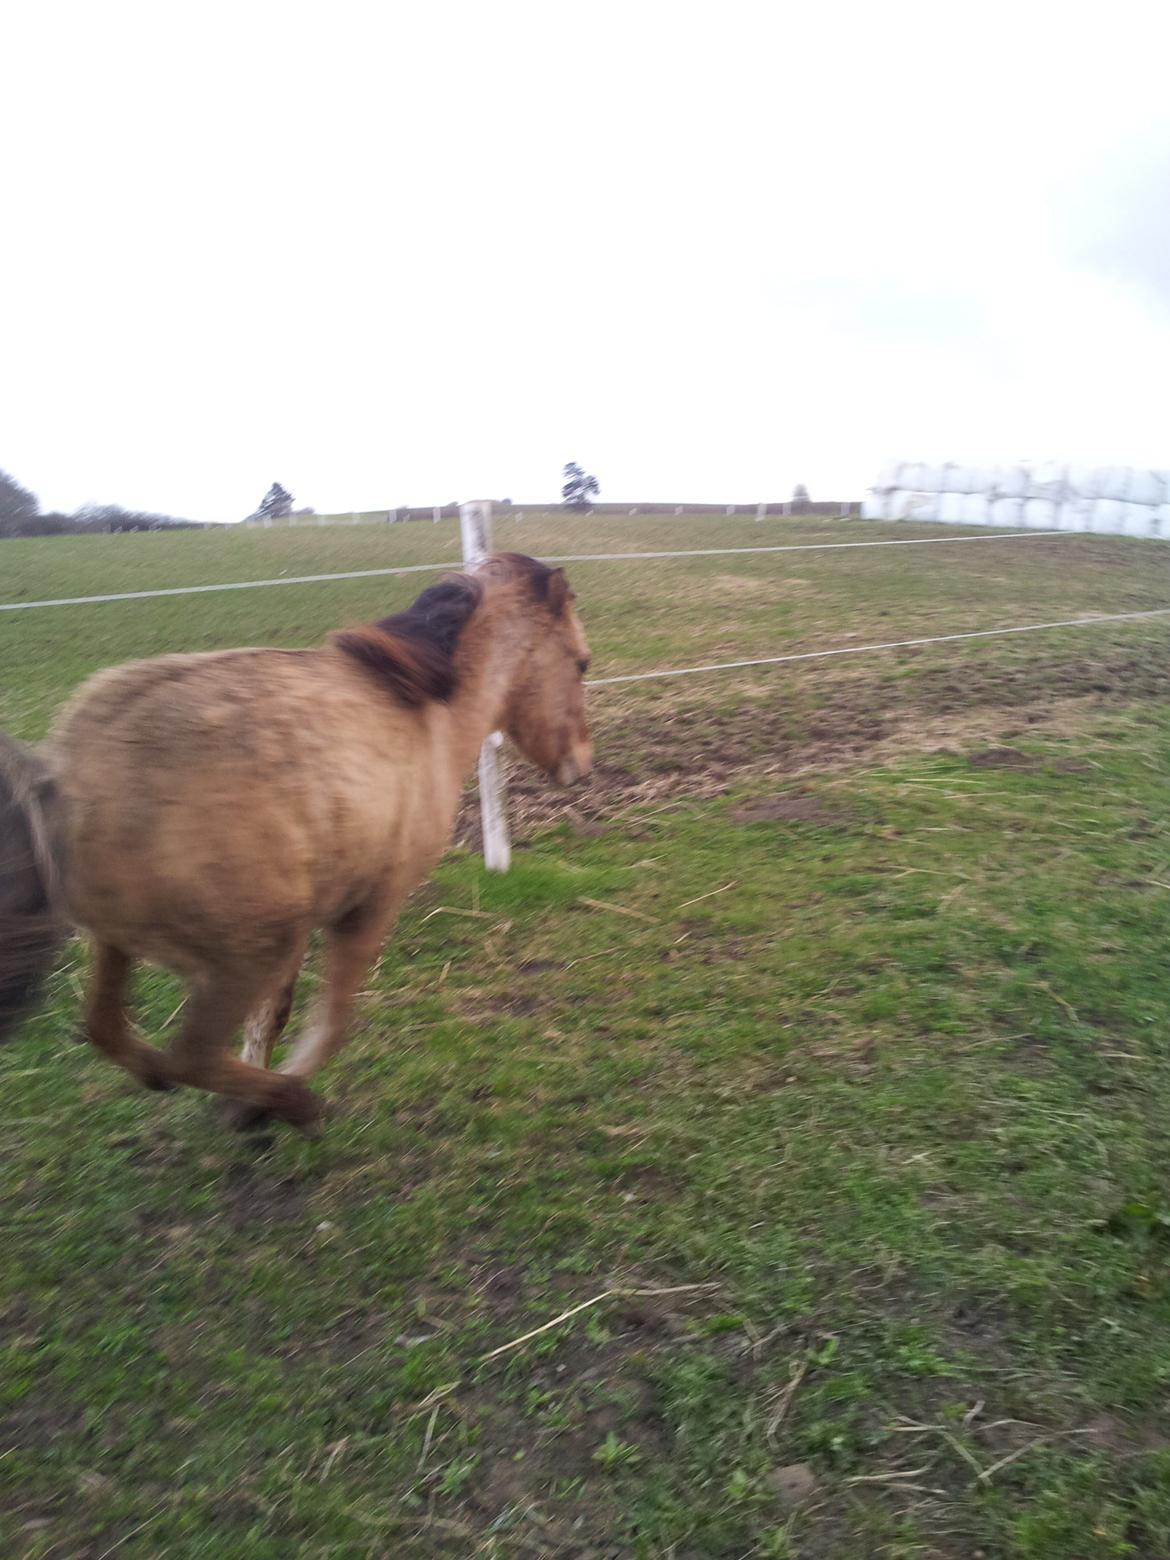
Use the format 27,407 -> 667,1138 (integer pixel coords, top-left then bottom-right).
545,568 -> 572,616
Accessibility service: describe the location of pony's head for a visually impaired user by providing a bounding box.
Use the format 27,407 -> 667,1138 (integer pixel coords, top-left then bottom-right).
331,553 -> 592,787
489,554 -> 593,787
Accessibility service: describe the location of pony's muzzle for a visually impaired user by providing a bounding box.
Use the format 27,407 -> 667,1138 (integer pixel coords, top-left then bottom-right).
554,745 -> 592,787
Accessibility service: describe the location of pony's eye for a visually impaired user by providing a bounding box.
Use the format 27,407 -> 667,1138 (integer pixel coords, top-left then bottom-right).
577,657 -> 591,676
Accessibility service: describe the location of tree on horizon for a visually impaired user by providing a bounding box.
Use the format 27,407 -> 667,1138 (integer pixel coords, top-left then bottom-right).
255,482 -> 294,520
561,463 -> 599,510
0,467 -> 39,537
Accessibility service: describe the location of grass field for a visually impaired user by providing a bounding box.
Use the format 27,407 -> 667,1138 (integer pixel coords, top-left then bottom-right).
2,515 -> 1170,1558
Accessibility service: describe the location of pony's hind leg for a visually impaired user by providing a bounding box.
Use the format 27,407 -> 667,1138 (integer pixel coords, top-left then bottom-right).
81,941 -> 175,1092
168,963 -> 323,1134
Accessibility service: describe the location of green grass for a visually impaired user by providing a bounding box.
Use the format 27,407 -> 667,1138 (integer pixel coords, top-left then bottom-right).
2,518 -> 1170,1556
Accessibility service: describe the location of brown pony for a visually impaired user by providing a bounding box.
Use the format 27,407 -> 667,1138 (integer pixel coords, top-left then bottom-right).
0,553 -> 591,1133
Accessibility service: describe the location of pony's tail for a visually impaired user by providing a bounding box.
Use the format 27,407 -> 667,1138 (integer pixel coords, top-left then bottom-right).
0,732 -> 66,1044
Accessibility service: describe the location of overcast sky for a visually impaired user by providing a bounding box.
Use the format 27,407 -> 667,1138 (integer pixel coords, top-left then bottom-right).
4,1 -> 1169,522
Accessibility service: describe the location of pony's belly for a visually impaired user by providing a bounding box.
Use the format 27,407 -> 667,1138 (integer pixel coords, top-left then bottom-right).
60,801 -> 316,969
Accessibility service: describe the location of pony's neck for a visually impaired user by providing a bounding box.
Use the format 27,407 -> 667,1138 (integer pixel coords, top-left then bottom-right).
446,580 -> 532,772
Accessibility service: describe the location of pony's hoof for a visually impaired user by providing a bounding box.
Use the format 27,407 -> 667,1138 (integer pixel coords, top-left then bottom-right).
224,1100 -> 272,1133
224,1082 -> 323,1138
271,1079 -> 325,1138
139,1066 -> 176,1093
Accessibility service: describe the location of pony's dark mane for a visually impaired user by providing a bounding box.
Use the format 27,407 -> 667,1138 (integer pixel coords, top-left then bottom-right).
331,576 -> 482,707
331,553 -> 566,707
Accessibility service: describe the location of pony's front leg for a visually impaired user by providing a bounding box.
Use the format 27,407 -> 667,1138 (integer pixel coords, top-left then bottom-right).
240,941 -> 306,1069
277,895 -> 400,1084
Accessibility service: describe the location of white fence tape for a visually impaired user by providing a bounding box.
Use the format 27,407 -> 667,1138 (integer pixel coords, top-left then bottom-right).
3,526 -> 1166,876
585,607 -> 1170,687
0,531 -> 1071,615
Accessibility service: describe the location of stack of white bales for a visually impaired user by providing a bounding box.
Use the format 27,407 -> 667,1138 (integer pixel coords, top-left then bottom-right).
862,463 -> 1170,538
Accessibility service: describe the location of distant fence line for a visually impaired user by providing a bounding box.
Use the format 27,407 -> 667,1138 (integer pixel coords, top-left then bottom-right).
7,496 -> 1167,882
249,500 -> 863,528
0,532 -> 1064,614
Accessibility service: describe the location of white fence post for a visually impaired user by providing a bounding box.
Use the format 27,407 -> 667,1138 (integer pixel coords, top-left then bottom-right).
459,500 -> 511,873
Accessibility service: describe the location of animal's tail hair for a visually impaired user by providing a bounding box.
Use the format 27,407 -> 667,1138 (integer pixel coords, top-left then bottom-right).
0,732 -> 66,1043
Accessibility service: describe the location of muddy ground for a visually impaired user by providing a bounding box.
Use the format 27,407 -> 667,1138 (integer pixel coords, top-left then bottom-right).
458,638 -> 1170,847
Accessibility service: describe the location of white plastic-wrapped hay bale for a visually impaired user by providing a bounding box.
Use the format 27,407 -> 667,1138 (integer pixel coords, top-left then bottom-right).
961,493 -> 991,524
1095,468 -> 1132,502
995,467 -> 1029,499
1057,499 -> 1094,532
1027,463 -> 1067,501
1065,464 -> 1099,499
991,497 -> 1024,527
1119,502 -> 1158,538
1092,498 -> 1124,532
873,461 -> 904,493
864,461 -> 1167,539
1023,498 -> 1058,529
887,490 -> 939,520
1128,469 -> 1166,506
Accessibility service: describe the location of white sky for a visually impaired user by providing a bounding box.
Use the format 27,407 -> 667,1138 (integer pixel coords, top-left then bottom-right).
3,1 -> 1169,522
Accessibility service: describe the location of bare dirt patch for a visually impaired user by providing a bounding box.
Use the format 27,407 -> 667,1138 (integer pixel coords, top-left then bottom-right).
216,1164 -> 310,1230
452,989 -> 547,1022
967,745 -> 1092,773
0,1398 -> 85,1460
968,745 -> 1047,768
730,795 -> 841,825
